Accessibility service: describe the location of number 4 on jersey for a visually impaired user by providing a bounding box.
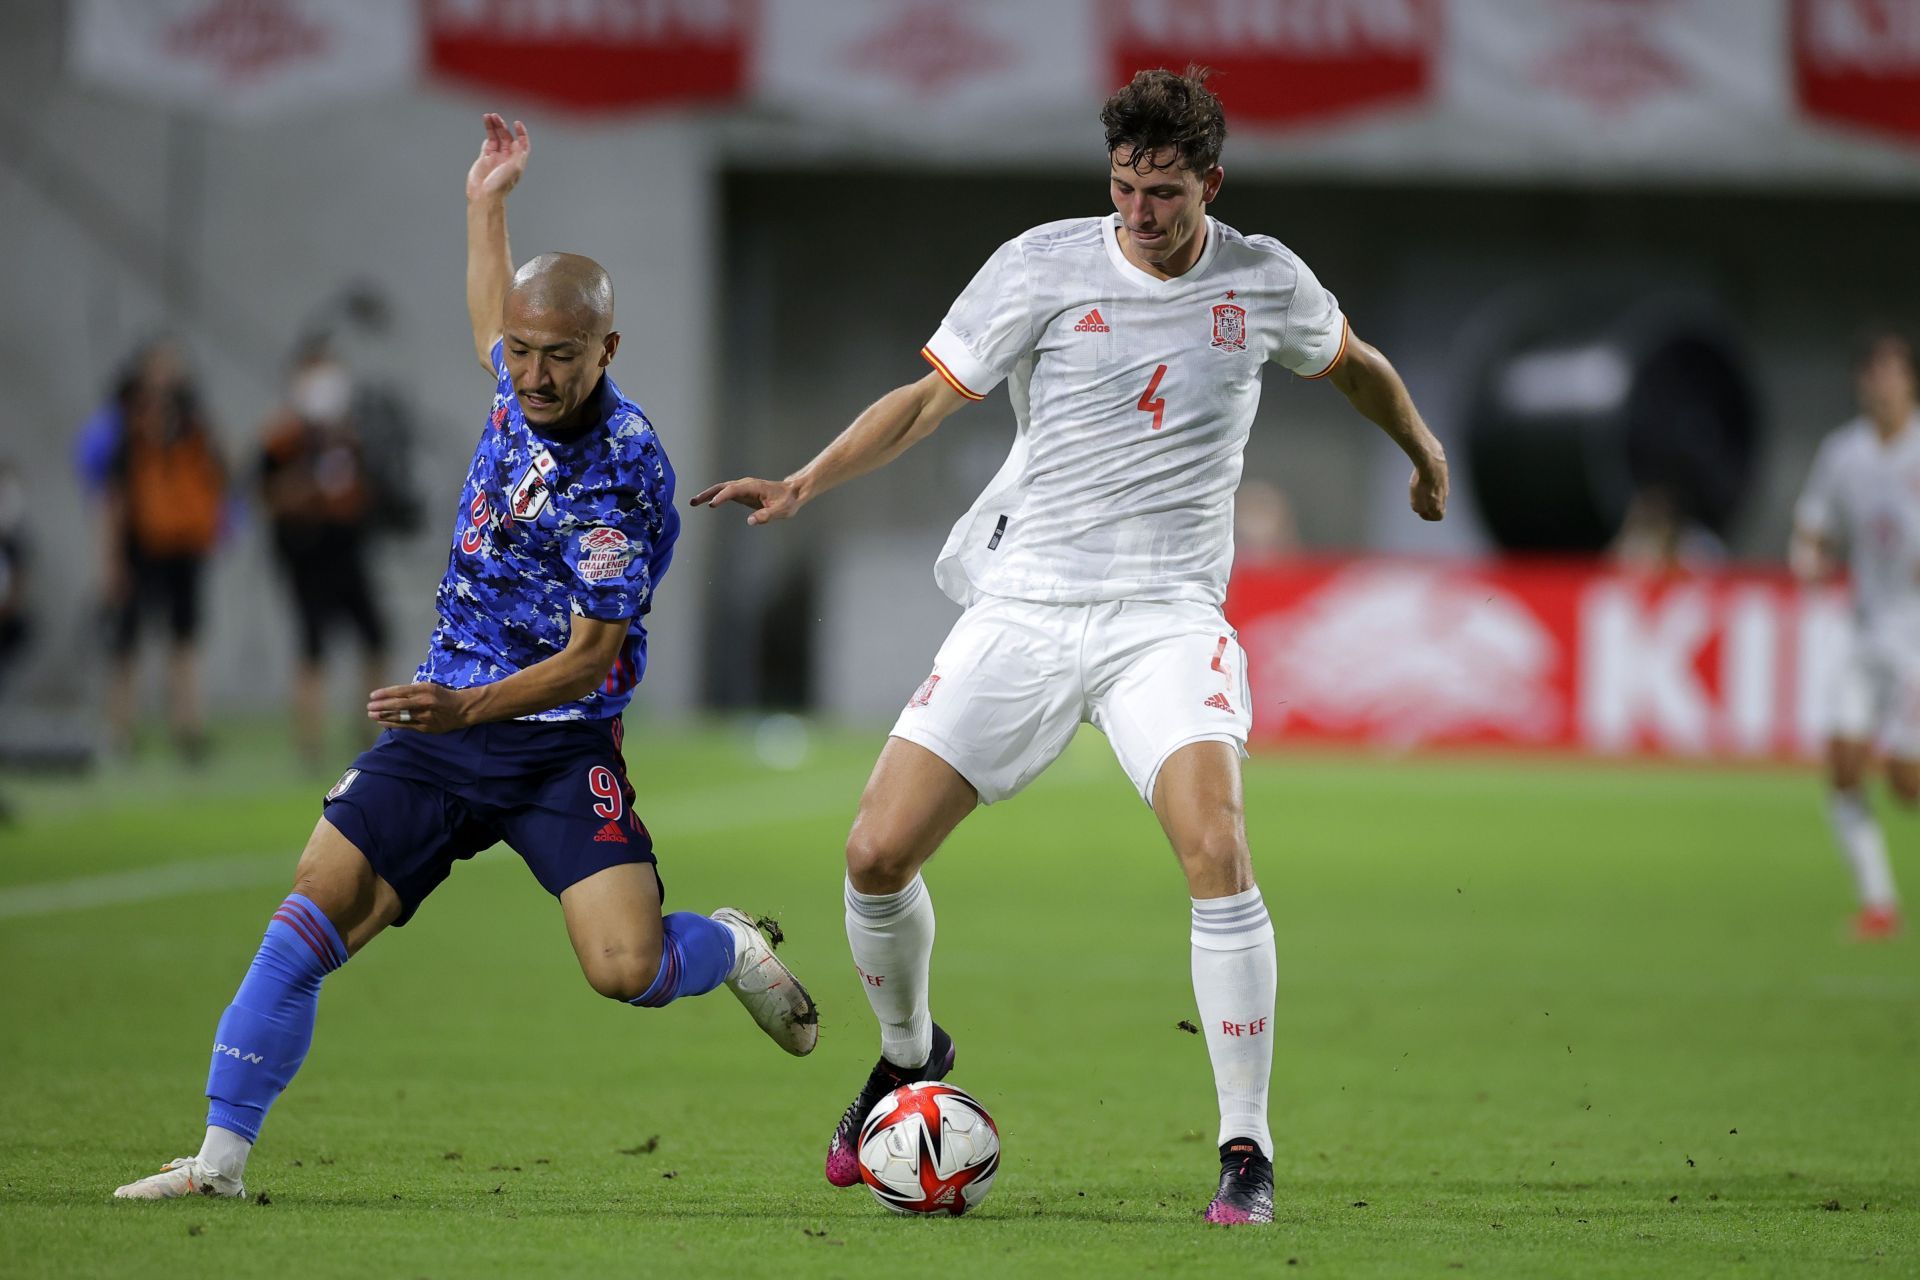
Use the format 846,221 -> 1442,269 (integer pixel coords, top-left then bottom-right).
1137,363 -> 1169,432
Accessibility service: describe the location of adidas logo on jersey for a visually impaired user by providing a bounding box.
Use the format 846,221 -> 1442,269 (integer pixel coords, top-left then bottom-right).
593,819 -> 628,844
1204,692 -> 1234,713
1073,308 -> 1110,333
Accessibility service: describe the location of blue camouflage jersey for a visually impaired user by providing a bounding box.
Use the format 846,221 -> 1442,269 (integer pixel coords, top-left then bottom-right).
413,341 -> 679,720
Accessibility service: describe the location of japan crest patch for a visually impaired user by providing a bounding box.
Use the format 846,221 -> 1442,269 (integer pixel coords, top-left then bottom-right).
510,450 -> 558,522
1210,302 -> 1247,353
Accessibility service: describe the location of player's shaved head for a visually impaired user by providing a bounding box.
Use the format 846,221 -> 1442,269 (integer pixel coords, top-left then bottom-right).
505,252 -> 615,337
500,252 -> 621,430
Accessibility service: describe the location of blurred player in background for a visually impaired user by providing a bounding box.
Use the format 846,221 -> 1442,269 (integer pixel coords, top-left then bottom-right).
697,68 -> 1448,1224
1791,331 -> 1920,941
115,115 -> 817,1202
258,336 -> 391,766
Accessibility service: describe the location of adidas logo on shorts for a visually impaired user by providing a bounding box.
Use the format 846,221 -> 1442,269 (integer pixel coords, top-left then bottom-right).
593,819 -> 628,844
1203,692 -> 1234,713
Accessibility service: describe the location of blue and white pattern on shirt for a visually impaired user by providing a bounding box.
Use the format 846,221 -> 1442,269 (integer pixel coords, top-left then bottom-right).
413,341 -> 678,720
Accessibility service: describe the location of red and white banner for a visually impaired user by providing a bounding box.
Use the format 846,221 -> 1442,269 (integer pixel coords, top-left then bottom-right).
61,1 -> 1920,175
425,0 -> 751,113
1443,0 -> 1785,159
1228,558 -> 1850,760
1794,0 -> 1920,144
754,0 -> 1101,125
1104,0 -> 1440,127
68,0 -> 419,118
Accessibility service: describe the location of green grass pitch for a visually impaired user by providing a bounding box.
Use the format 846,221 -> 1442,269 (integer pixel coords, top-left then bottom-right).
2,726 -> 1916,1277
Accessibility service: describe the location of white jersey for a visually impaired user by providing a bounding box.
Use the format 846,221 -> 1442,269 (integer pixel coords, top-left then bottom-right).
921,214 -> 1347,607
1795,414 -> 1920,646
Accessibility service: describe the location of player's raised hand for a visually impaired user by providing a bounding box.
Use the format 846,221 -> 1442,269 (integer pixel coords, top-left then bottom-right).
466,113 -> 530,203
367,682 -> 475,733
690,477 -> 803,526
1410,456 -> 1449,522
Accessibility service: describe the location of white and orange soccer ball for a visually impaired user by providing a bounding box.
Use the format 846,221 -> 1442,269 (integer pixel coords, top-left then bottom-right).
857,1081 -> 1000,1217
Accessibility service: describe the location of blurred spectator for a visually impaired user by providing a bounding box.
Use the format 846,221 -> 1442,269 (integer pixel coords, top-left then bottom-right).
1233,478 -> 1301,571
100,345 -> 226,761
0,460 -> 28,685
0,461 -> 22,824
76,340 -> 182,502
258,337 -> 390,765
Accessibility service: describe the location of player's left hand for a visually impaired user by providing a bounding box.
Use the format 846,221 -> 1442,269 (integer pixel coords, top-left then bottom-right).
368,682 -> 475,734
1410,456 -> 1448,522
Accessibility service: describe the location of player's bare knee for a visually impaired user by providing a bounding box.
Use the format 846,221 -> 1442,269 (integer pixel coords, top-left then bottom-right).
584,947 -> 660,1003
291,836 -> 375,926
1890,768 -> 1920,809
1175,825 -> 1253,892
844,830 -> 919,894
1828,741 -> 1871,793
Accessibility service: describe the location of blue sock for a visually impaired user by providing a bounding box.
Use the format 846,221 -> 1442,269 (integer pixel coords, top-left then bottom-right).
629,912 -> 736,1008
205,894 -> 347,1142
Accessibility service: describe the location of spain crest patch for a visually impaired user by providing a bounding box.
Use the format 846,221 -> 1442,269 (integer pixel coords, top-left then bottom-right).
1211,302 -> 1247,353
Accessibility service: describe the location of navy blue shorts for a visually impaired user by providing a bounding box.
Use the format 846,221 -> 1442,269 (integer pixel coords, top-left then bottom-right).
320,717 -> 655,926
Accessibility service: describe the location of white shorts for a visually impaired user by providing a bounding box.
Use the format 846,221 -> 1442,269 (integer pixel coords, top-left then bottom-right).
1828,634 -> 1920,760
889,596 -> 1252,806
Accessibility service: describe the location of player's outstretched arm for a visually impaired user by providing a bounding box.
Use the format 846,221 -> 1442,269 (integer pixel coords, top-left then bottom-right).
466,112 -> 531,374
368,615 -> 626,732
1327,334 -> 1448,522
691,371 -> 972,525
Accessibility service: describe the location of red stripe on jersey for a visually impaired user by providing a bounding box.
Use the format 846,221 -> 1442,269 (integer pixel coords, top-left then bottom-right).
1299,316 -> 1351,381
921,347 -> 985,401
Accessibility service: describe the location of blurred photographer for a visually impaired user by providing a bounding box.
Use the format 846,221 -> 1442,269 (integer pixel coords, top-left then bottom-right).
258,337 -> 390,765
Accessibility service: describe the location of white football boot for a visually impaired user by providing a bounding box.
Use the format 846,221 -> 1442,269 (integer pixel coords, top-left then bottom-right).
713,908 -> 819,1057
114,1156 -> 246,1201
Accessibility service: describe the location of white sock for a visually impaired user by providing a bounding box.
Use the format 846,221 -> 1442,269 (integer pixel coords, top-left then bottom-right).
1829,790 -> 1898,908
1191,887 -> 1276,1158
845,875 -> 936,1068
719,915 -> 754,983
197,1125 -> 252,1181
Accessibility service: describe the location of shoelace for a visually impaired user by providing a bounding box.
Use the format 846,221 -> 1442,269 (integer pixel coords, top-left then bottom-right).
839,1059 -> 919,1138
1221,1153 -> 1269,1192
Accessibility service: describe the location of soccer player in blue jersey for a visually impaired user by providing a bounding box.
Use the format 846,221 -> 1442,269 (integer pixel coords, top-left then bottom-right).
115,115 -> 818,1201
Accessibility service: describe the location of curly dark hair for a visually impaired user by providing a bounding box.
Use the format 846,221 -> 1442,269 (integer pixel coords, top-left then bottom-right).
1101,65 -> 1227,175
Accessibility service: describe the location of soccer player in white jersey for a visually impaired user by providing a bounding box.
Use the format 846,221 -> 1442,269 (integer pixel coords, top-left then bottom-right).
1792,331 -> 1920,941
695,68 -> 1448,1223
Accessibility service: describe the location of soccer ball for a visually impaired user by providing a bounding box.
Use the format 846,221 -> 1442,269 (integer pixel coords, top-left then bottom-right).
857,1081 -> 1000,1216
